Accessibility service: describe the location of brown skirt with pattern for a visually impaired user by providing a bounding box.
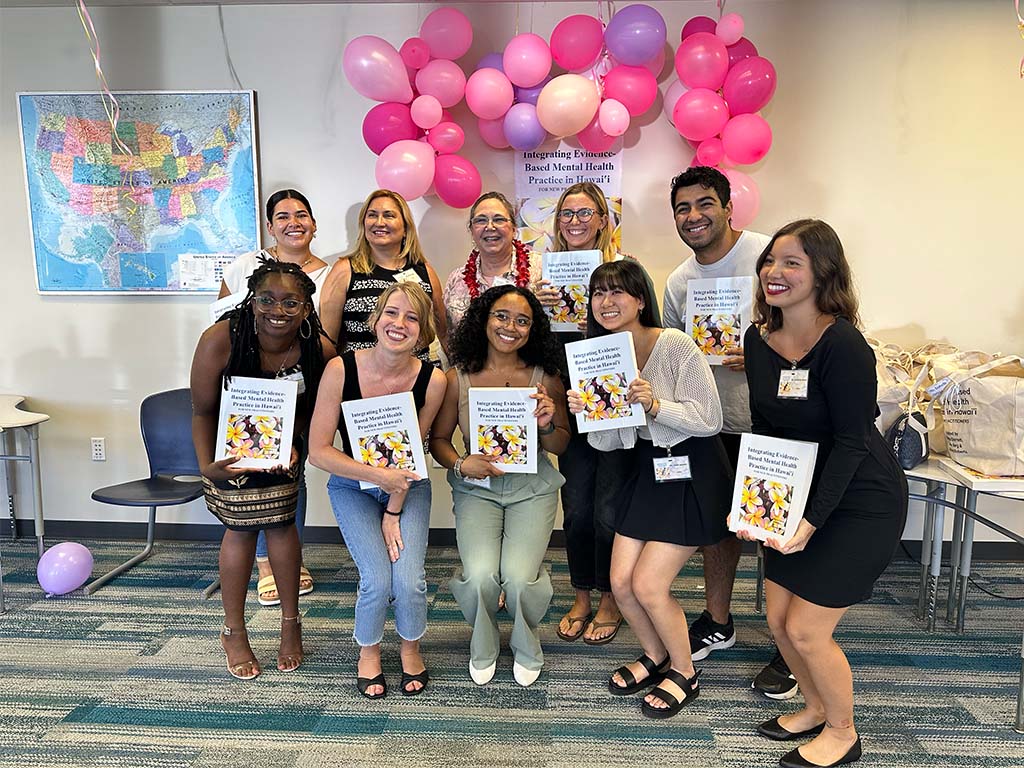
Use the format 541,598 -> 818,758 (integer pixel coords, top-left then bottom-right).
202,470 -> 299,531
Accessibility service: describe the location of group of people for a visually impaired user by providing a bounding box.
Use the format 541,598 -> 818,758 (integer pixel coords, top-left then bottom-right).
191,167 -> 907,768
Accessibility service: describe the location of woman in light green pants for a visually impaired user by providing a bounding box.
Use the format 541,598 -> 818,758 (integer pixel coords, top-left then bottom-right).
431,285 -> 569,687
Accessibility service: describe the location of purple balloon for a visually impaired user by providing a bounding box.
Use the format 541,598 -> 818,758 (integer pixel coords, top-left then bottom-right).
503,103 -> 547,151
605,4 -> 668,66
514,75 -> 552,106
476,52 -> 505,72
37,542 -> 93,596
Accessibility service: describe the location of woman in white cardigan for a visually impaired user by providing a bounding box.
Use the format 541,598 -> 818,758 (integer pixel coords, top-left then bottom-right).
567,259 -> 730,720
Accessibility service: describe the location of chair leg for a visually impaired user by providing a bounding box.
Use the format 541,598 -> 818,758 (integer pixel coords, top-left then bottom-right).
85,505 -> 157,595
202,577 -> 221,600
0,545 -> 6,614
754,543 -> 765,614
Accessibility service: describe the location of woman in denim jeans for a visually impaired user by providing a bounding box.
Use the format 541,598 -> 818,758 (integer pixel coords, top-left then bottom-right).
309,283 -> 446,698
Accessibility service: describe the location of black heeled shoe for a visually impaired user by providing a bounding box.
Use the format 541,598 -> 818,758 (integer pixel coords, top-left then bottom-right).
779,736 -> 862,767
758,715 -> 827,741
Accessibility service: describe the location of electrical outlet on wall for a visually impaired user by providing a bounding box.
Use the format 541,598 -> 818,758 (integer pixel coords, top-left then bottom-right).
90,437 -> 106,462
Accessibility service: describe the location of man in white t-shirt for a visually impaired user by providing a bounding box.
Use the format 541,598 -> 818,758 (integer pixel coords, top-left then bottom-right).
663,167 -> 797,700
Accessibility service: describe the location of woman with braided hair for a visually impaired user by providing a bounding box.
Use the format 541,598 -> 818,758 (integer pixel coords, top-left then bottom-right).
191,259 -> 336,680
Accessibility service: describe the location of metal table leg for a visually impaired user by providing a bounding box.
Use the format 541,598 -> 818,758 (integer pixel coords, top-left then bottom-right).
954,491 -> 978,634
917,480 -> 940,620
946,486 -> 966,622
926,493 -> 946,632
1016,628 -> 1024,735
2,430 -> 15,541
27,425 -> 44,557
0,545 -> 6,614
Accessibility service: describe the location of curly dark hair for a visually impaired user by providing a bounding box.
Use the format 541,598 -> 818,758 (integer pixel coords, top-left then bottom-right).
670,166 -> 731,210
449,285 -> 562,376
220,258 -> 331,401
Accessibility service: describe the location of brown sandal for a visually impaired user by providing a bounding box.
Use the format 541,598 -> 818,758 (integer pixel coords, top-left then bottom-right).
277,615 -> 303,672
220,625 -> 261,681
556,611 -> 593,641
583,616 -> 623,645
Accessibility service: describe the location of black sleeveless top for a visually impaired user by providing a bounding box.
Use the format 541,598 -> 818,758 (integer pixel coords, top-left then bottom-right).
338,350 -> 434,456
341,261 -> 433,362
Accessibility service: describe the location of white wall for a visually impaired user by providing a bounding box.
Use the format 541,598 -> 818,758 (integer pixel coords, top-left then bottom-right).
1,1 -> 1022,542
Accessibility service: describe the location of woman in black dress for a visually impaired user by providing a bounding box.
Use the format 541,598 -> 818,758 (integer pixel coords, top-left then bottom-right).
740,220 -> 907,768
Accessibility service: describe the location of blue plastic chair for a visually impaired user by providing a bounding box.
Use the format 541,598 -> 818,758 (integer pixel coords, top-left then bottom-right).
85,389 -> 204,594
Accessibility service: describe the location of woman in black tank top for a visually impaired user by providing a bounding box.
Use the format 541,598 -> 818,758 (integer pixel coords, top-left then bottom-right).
309,283 -> 447,699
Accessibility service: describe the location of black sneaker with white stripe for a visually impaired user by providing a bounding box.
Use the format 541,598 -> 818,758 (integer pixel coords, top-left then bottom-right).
752,649 -> 799,700
687,610 -> 736,661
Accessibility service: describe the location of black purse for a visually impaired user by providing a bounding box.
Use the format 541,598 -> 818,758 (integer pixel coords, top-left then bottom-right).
884,410 -> 928,469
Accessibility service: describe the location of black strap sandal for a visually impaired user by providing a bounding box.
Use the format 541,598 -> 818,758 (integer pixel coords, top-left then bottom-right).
400,669 -> 430,697
608,653 -> 670,696
641,668 -> 700,719
357,672 -> 387,699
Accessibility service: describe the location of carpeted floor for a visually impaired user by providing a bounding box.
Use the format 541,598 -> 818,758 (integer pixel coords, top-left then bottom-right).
0,539 -> 1021,767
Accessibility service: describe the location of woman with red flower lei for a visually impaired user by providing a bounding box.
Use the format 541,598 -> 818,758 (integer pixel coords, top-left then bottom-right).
442,192 -> 542,335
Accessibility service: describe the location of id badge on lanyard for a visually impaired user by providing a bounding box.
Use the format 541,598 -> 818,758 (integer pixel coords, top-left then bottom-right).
394,268 -> 421,285
777,368 -> 809,400
653,445 -> 691,483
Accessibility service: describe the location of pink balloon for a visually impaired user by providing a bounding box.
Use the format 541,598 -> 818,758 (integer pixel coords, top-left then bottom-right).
599,99 -> 630,137
681,15 -> 717,41
662,80 -> 689,124
465,68 -> 514,120
478,117 -> 510,149
375,139 -> 436,200
603,65 -> 658,117
536,74 -> 600,137
577,111 -> 617,153
715,13 -> 745,46
727,37 -> 759,69
362,102 -> 419,155
400,37 -> 431,70
434,154 -> 482,208
696,137 -> 725,166
343,36 -> 413,103
550,14 -> 604,71
723,168 -> 760,229
721,113 -> 772,164
427,121 -> 465,154
675,32 -> 729,90
672,88 -> 730,142
420,7 -> 473,60
410,95 -> 442,130
37,542 -> 93,595
415,59 -> 467,108
503,33 -> 552,88
723,56 -> 778,115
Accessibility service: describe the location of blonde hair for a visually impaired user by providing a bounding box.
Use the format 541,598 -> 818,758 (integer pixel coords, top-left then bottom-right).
348,189 -> 425,274
367,282 -> 436,352
552,182 -> 615,262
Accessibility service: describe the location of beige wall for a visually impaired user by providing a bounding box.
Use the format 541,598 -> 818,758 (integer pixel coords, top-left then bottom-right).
1,1 -> 1021,541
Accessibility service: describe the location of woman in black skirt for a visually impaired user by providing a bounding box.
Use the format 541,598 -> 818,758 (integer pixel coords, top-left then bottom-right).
566,260 -> 730,718
740,220 -> 907,768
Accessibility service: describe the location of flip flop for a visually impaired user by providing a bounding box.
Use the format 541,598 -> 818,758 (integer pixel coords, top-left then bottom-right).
583,616 -> 623,645
299,566 -> 314,596
257,574 -> 281,607
556,611 -> 593,642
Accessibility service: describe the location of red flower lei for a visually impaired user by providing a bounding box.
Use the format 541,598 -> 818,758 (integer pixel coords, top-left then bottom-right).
463,239 -> 532,299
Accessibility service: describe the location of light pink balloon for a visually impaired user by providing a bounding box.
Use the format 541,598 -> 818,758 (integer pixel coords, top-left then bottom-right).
723,56 -> 778,115
603,65 -> 658,117
478,116 -> 511,149
420,7 -> 473,60
503,33 -> 552,88
672,87 -> 730,142
577,111 -> 617,153
721,113 -> 772,164
536,74 -> 600,137
675,31 -> 729,90
727,37 -> 759,69
400,37 -> 431,70
662,79 -> 689,124
715,13 -> 745,46
599,99 -> 631,136
343,36 -> 413,103
722,168 -> 760,229
696,137 -> 724,166
415,59 -> 467,109
681,16 -> 717,41
550,14 -> 604,71
427,121 -> 465,154
375,139 -> 436,200
434,154 -> 482,208
410,95 -> 443,130
465,68 -> 514,120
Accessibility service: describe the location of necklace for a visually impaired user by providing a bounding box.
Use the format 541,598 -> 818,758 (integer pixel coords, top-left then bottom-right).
462,239 -> 532,299
270,246 -> 315,270
267,339 -> 297,377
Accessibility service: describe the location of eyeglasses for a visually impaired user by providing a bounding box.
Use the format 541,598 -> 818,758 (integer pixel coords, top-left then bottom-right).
470,215 -> 512,229
557,208 -> 596,224
253,296 -> 306,316
489,310 -> 532,329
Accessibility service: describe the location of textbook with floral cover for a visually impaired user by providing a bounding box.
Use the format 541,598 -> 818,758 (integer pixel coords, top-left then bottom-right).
469,387 -> 538,474
565,332 -> 646,433
342,392 -> 428,490
215,376 -> 298,470
729,434 -> 818,542
542,249 -> 602,331
685,276 -> 755,365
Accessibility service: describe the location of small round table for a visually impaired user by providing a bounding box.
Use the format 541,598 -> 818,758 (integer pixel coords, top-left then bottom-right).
0,395 -> 49,557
